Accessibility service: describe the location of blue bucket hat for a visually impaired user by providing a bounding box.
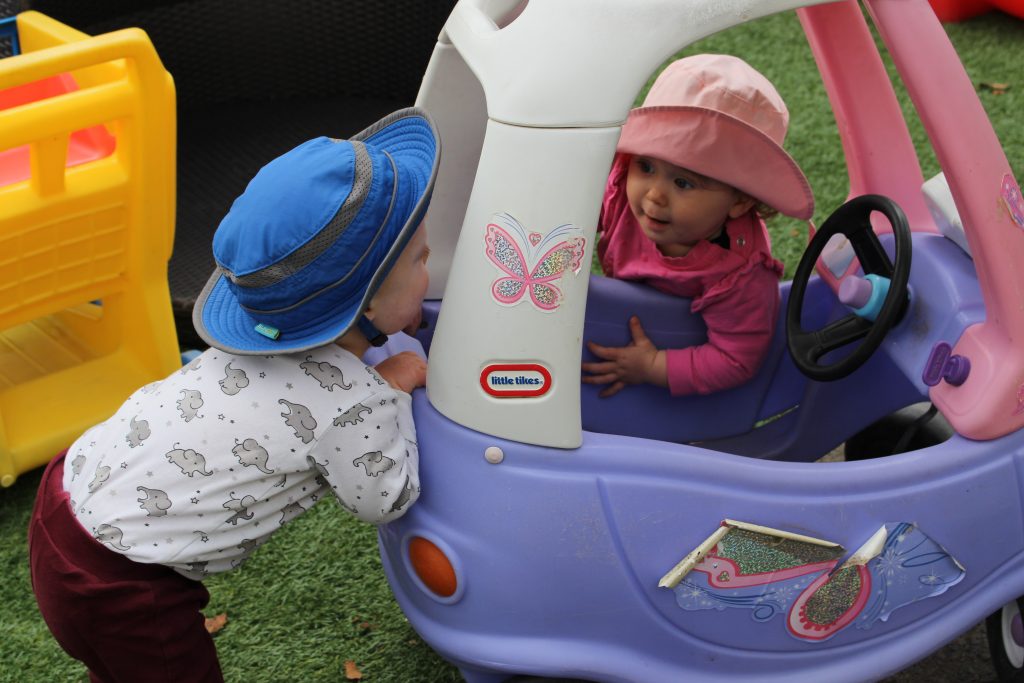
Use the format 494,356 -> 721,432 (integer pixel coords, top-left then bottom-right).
193,108 -> 440,355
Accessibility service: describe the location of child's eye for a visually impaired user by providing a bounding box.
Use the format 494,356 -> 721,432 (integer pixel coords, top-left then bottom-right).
635,158 -> 654,174
674,177 -> 695,190
422,246 -> 431,264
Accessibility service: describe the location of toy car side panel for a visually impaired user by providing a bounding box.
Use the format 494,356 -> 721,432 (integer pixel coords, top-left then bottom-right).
381,394 -> 1024,681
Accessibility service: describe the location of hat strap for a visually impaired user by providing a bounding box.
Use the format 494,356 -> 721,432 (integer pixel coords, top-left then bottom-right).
357,315 -> 388,347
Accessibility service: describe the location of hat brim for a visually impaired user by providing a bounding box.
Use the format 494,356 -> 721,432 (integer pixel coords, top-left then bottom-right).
617,106 -> 814,220
193,107 -> 440,355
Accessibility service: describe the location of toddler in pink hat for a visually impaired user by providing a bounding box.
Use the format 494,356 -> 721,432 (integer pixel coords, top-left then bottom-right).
582,54 -> 814,397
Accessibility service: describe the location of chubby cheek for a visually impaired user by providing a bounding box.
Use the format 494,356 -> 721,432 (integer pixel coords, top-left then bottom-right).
625,181 -> 646,217
402,308 -> 423,336
402,271 -> 429,334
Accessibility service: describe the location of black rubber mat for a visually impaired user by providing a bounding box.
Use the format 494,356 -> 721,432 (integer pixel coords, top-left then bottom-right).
0,0 -> 24,18
29,0 -> 454,107
0,0 -> 25,55
170,96 -> 405,347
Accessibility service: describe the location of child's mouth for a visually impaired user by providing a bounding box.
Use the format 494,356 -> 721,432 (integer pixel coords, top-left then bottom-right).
642,212 -> 670,231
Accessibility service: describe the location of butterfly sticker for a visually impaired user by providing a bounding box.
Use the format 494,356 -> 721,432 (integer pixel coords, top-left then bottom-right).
1001,173 -> 1024,229
483,213 -> 586,311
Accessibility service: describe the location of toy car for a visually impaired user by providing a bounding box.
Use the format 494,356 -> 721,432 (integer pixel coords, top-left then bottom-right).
372,0 -> 1024,681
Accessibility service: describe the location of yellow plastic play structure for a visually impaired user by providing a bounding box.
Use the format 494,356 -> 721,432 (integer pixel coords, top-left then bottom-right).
0,12 -> 180,486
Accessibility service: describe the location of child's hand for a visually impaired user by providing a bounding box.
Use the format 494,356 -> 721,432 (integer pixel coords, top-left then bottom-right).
582,316 -> 668,398
374,351 -> 427,394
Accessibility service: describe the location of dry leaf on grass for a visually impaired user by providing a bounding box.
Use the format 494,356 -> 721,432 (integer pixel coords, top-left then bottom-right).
980,81 -> 1011,94
344,659 -> 363,680
350,616 -> 377,634
204,613 -> 228,634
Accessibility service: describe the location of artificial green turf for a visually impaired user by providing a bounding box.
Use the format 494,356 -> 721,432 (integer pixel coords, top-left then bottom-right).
2,465 -> 461,683
2,8 -> 1021,683
626,8 -> 1024,277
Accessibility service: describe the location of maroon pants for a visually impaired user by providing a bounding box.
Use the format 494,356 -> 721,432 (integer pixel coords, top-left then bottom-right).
28,453 -> 223,683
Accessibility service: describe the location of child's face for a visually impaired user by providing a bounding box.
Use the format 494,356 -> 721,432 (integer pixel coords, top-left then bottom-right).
367,224 -> 430,336
625,156 -> 755,257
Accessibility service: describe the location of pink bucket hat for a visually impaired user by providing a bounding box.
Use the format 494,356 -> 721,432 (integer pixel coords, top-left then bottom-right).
617,54 -> 814,220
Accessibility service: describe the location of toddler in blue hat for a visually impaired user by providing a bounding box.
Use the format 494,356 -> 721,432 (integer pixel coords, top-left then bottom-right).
28,108 -> 440,682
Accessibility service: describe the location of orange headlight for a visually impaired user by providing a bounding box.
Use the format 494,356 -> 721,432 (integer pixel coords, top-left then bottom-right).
408,536 -> 457,598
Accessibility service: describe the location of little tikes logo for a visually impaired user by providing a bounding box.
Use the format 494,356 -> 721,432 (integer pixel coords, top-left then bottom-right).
480,363 -> 552,398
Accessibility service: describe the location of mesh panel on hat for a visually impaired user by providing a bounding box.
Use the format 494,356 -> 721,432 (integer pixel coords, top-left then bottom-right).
228,142 -> 375,289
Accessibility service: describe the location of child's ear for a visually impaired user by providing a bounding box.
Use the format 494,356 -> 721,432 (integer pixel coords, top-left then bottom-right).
362,301 -> 378,322
728,193 -> 758,219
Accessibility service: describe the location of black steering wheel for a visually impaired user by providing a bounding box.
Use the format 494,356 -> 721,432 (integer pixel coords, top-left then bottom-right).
786,194 -> 911,381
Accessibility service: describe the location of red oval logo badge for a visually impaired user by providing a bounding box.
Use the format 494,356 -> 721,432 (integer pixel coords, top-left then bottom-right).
480,363 -> 552,398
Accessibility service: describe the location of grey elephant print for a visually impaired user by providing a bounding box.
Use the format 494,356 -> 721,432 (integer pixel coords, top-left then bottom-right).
353,450 -> 396,477
95,524 -> 132,551
137,486 -> 172,517
166,444 -> 213,477
237,538 -> 262,555
366,366 -> 387,386
229,539 -> 262,568
70,453 -> 86,480
232,438 -> 274,474
182,560 -> 209,580
333,402 -> 371,428
177,389 -> 204,422
223,492 -> 257,525
335,493 -> 359,515
179,356 -> 202,375
126,415 -> 151,448
389,475 -> 416,514
306,455 -> 330,480
279,501 -> 305,526
219,362 -> 250,396
139,381 -> 161,395
87,464 -> 111,493
279,399 -> 317,443
300,356 -> 353,391
306,456 -> 358,514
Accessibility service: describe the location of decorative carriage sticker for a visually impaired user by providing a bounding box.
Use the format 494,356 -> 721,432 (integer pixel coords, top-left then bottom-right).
1001,173 -> 1024,229
483,212 -> 586,312
480,363 -> 552,398
659,520 -> 964,643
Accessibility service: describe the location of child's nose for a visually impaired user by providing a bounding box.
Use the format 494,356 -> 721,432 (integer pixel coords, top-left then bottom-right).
645,182 -> 668,204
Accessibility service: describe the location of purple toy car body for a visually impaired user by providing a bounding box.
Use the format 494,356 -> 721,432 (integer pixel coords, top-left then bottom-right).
378,1 -> 1024,681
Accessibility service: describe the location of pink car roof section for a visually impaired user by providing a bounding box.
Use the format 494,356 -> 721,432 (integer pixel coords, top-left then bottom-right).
863,0 -> 1024,440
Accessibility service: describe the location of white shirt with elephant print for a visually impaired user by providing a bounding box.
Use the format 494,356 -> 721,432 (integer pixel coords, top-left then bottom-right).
62,343 -> 419,579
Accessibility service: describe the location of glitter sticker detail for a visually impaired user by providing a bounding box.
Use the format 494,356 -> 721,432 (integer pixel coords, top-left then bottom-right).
1014,383 -> 1024,416
665,522 -> 964,643
483,213 -> 586,312
1001,173 -> 1024,228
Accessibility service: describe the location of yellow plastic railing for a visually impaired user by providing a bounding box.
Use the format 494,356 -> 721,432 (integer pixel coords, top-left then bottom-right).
0,12 -> 180,486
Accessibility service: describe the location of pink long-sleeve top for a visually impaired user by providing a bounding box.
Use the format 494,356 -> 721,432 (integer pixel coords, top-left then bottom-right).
597,156 -> 785,396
